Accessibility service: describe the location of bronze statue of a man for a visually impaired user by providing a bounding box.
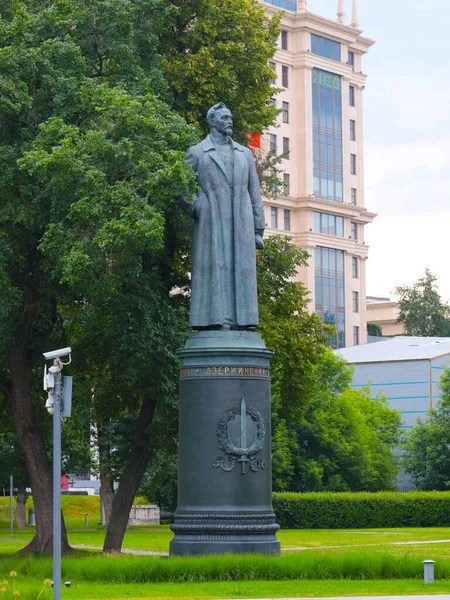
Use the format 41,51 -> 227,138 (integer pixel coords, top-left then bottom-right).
176,103 -> 265,330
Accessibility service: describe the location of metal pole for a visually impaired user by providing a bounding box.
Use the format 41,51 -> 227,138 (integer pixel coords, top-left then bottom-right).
9,475 -> 13,536
53,361 -> 62,600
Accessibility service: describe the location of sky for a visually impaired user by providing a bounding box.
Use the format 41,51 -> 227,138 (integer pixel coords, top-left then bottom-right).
309,0 -> 450,302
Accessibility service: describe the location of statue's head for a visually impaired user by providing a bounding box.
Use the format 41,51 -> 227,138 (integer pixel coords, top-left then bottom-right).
207,103 -> 233,137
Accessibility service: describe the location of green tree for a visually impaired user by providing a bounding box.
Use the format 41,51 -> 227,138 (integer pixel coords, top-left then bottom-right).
159,0 -> 281,137
396,269 -> 450,336
0,0 -> 196,552
1,0 -> 281,553
368,323 -> 383,337
403,368 -> 450,490
275,351 -> 401,492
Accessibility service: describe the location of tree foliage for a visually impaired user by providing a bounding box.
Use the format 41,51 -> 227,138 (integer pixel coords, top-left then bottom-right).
159,0 -> 281,137
0,0 -> 281,552
273,350 -> 401,492
256,237 -> 401,493
403,369 -> 450,490
367,323 -> 383,337
396,269 -> 450,337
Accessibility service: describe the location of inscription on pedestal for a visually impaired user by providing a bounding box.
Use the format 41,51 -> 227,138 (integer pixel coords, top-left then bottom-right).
180,366 -> 269,378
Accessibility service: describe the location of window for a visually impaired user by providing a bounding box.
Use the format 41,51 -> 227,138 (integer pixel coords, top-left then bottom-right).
269,97 -> 276,106
313,212 -> 344,237
311,34 -> 341,61
283,173 -> 290,196
270,133 -> 277,154
284,209 -> 291,231
271,206 -> 278,228
282,65 -> 289,88
350,119 -> 356,141
281,30 -> 288,51
348,51 -> 355,66
350,221 -> 357,240
283,137 -> 290,157
349,85 -> 355,106
350,153 -> 357,175
352,291 -> 359,313
352,256 -> 359,278
351,188 -> 357,205
353,326 -> 359,346
312,69 -> 343,202
315,247 -> 346,348
282,101 -> 289,123
268,61 -> 276,85
263,0 -> 297,11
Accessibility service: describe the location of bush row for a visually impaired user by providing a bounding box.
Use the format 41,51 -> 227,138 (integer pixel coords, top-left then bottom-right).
0,552 -> 441,582
273,491 -> 450,529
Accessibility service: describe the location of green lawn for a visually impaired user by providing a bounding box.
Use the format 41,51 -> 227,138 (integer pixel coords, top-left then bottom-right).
5,578 -> 450,600
3,522 -> 450,554
3,523 -> 450,599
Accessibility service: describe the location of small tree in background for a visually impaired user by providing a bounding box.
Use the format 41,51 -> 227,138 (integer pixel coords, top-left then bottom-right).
396,269 -> 450,337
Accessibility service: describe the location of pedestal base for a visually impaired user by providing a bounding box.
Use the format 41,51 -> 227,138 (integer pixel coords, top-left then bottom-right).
169,330 -> 280,557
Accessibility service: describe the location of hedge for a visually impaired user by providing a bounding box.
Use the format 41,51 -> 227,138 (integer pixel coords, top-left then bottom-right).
273,491 -> 450,529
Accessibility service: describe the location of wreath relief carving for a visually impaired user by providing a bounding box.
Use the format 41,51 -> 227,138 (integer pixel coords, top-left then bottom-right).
213,396 -> 265,474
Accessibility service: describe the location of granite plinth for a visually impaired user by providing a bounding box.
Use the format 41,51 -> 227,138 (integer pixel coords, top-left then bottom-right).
169,330 -> 280,557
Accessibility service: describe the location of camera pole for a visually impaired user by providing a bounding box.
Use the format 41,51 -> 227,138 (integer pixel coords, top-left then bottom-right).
53,359 -> 62,600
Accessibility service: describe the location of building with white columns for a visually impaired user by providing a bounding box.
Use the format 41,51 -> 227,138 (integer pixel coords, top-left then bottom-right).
258,0 -> 376,348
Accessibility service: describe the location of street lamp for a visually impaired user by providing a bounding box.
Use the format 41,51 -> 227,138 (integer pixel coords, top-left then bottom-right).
43,347 -> 73,600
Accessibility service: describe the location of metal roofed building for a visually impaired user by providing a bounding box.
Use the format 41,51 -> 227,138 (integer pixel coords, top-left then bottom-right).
336,336 -> 450,430
337,336 -> 450,489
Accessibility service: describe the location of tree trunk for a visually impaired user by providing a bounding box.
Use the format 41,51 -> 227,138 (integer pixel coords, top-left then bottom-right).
16,486 -> 27,528
99,473 -> 115,525
8,289 -> 71,553
102,395 -> 157,553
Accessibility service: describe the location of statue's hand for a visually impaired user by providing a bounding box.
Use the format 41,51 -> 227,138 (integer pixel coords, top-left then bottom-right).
175,196 -> 197,219
255,234 -> 264,250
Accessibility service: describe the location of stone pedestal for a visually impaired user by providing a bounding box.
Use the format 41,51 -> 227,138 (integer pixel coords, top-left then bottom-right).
169,330 -> 280,556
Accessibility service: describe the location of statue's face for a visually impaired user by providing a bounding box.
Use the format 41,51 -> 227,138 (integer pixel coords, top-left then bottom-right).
211,108 -> 233,136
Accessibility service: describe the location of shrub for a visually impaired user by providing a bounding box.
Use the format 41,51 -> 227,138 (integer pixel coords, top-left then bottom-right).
273,491 -> 450,529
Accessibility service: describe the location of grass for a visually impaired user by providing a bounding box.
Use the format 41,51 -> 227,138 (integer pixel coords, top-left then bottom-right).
6,579 -> 450,600
3,518 -> 450,598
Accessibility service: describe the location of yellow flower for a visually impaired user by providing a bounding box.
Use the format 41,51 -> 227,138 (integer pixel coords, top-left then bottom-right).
9,571 -> 17,577
1,588 -> 6,593
13,591 -> 20,597
2,580 -> 7,585
43,579 -> 52,587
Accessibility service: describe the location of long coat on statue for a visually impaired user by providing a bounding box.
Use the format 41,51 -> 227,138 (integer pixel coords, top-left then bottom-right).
178,135 -> 265,328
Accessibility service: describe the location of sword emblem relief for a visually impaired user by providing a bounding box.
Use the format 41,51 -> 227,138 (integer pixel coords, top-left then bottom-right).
213,396 -> 266,474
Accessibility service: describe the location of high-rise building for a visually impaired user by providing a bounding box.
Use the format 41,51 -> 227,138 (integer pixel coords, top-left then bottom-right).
258,0 -> 376,348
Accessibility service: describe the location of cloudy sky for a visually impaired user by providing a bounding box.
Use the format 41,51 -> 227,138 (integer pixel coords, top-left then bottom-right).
309,0 -> 450,302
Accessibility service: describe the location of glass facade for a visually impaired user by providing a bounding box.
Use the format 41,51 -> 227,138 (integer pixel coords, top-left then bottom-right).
263,0 -> 297,11
315,246 -> 345,348
311,35 -> 341,62
312,69 -> 343,202
313,212 -> 344,237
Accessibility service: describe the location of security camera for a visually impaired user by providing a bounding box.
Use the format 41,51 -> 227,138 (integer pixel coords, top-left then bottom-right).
43,347 -> 72,361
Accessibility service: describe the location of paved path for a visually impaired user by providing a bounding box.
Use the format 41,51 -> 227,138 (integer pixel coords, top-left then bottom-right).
284,539 -> 450,551
71,544 -> 168,556
224,597 -> 450,600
